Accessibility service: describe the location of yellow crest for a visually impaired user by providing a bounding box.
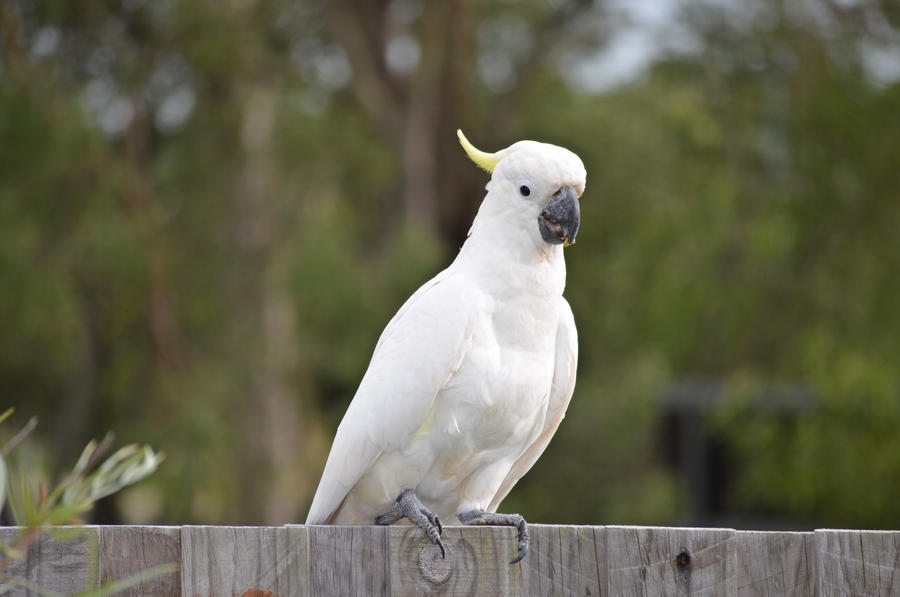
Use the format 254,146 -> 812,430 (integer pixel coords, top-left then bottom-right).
457,129 -> 501,173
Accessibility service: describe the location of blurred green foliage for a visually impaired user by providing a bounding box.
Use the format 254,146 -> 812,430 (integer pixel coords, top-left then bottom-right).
0,409 -> 170,595
1,0 -> 898,529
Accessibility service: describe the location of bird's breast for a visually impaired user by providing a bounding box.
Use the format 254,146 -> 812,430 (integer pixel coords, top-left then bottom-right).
419,296 -> 558,472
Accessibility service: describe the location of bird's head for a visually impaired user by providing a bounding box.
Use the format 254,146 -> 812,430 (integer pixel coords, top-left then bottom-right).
458,129 -> 585,249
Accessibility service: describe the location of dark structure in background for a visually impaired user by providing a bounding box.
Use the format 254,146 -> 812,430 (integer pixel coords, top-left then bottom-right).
662,380 -> 818,529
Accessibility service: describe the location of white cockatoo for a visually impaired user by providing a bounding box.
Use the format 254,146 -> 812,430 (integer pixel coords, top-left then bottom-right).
306,130 -> 584,563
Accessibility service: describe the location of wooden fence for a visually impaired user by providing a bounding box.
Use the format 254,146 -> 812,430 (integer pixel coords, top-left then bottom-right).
2,525 -> 899,596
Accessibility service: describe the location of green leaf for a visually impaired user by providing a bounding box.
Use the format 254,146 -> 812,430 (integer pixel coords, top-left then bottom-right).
0,541 -> 24,560
84,445 -> 162,502
71,564 -> 178,597
0,576 -> 64,597
71,440 -> 99,479
0,454 -> 6,514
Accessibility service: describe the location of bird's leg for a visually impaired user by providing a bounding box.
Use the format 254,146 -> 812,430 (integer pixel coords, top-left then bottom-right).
375,488 -> 445,558
458,509 -> 529,564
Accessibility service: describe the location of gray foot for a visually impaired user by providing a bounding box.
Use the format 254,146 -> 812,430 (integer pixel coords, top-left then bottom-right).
375,488 -> 445,558
458,509 -> 529,564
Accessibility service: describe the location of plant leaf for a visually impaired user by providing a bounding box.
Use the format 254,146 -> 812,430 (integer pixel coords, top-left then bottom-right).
70,563 -> 178,597
0,454 -> 7,514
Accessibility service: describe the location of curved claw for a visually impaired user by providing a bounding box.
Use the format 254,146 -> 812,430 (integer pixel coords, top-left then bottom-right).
509,518 -> 530,564
434,513 -> 444,536
510,546 -> 528,565
422,508 -> 444,537
421,513 -> 445,559
376,489 -> 446,559
459,508 -> 530,565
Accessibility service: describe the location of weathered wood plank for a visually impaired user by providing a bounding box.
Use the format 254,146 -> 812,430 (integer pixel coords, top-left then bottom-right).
606,525 -> 734,596
99,525 -> 181,596
8,524 -> 900,596
278,524 -> 312,596
815,529 -> 900,596
731,531 -> 815,596
308,524 -> 389,596
180,525 -> 309,595
517,524 -> 605,597
0,526 -> 100,596
389,525 -> 518,596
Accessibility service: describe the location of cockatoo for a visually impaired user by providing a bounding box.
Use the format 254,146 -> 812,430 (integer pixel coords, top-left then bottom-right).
305,130 -> 584,563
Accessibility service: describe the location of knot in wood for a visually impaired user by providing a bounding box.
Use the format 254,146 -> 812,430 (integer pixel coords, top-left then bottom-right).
418,542 -> 452,584
675,549 -> 692,570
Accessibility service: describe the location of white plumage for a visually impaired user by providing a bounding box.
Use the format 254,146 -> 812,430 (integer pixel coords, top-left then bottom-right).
306,132 -> 585,532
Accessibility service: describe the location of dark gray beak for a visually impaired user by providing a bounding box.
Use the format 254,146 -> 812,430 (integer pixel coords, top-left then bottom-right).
538,185 -> 580,246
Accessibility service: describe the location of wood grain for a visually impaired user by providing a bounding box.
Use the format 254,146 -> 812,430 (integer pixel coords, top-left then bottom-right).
815,529 -> 900,596
731,531 -> 815,596
390,525 -> 519,596
5,524 -> 900,595
99,525 -> 181,596
517,524 -> 605,596
0,526 -> 100,596
180,525 -> 308,596
308,524 -> 390,596
606,525 -> 734,597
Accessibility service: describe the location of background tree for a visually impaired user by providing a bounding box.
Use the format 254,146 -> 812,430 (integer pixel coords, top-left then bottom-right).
1,0 -> 898,529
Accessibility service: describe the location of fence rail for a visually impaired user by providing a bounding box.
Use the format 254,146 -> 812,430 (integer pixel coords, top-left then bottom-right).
2,524 -> 899,596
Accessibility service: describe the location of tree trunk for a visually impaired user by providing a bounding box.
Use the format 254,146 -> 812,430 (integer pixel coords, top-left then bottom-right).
233,85 -> 306,524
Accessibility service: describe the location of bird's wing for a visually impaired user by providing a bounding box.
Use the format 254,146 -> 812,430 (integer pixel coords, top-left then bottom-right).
487,297 -> 578,512
305,269 -> 474,524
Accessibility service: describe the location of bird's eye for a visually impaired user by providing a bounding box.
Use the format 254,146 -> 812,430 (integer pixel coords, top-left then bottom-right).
517,180 -> 533,198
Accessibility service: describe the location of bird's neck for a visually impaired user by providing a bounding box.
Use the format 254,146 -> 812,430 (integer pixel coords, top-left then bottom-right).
454,205 -> 567,299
